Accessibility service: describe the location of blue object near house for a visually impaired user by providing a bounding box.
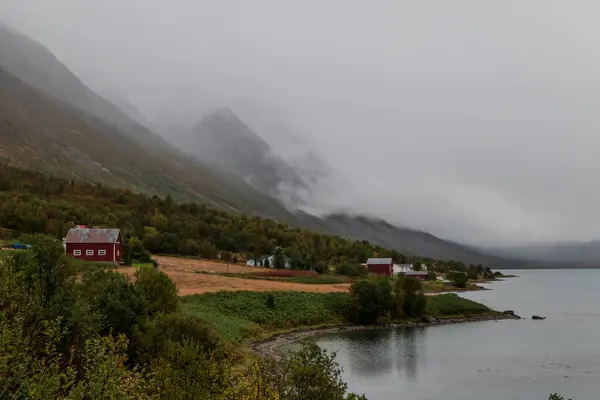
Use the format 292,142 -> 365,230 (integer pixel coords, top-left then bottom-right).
11,243 -> 31,250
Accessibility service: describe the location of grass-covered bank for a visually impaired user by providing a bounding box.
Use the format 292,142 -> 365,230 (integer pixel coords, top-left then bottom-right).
181,291 -> 500,344
181,291 -> 349,342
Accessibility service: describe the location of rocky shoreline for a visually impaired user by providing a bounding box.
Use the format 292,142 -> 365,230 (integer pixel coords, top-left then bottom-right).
251,313 -> 521,358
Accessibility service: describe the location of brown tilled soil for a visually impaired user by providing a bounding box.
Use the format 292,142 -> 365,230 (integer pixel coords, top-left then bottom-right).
118,256 -> 351,295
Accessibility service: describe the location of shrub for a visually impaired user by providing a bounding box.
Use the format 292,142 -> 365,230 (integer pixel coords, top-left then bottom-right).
402,277 -> 426,317
314,261 -> 328,274
449,272 -> 468,288
132,313 -> 220,366
348,277 -> 394,324
266,294 -> 275,309
149,339 -> 229,400
80,268 -> 146,336
335,263 -> 369,278
134,267 -> 179,317
262,344 -> 368,400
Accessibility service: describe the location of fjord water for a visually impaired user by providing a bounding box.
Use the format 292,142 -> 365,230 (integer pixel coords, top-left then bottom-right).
313,270 -> 600,400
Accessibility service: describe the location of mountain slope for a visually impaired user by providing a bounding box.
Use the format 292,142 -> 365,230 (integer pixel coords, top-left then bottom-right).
0,65 -> 297,221
292,212 -> 523,267
179,108 -> 309,206
0,24 -> 168,150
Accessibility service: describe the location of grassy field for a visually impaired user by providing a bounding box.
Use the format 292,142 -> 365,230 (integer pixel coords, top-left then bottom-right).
181,291 -> 494,343
422,280 -> 485,293
425,293 -> 491,316
181,291 -> 349,342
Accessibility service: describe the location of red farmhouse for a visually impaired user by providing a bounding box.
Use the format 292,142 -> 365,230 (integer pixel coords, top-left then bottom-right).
366,258 -> 393,276
64,227 -> 123,264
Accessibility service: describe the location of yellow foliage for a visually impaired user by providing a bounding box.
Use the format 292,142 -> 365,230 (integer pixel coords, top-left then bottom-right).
223,360 -> 280,400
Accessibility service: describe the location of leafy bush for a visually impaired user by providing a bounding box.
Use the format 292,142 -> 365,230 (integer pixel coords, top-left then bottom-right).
259,343 -> 367,400
79,268 -> 146,336
134,266 -> 179,317
449,272 -> 468,288
132,313 -> 221,366
335,263 -> 369,278
348,277 -> 394,324
314,261 -> 328,274
402,277 -> 426,317
266,293 -> 276,309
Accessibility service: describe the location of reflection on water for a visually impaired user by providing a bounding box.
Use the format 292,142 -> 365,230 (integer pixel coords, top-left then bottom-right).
308,326 -> 426,380
312,270 -> 600,400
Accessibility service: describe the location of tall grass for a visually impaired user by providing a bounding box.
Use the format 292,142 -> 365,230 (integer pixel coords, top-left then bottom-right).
425,293 -> 490,316
181,291 -> 349,342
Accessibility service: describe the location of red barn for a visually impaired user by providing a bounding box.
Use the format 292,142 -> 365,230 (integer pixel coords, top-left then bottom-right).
65,228 -> 123,264
366,258 -> 393,276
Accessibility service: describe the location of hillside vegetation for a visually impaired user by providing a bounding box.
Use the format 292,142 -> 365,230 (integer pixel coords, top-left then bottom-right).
0,165 -> 409,267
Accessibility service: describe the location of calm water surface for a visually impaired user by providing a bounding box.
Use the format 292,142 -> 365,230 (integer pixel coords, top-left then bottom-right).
311,270 -> 600,400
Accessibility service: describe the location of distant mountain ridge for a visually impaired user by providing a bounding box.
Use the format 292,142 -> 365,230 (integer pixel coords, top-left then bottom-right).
480,241 -> 600,264
178,107 -> 310,207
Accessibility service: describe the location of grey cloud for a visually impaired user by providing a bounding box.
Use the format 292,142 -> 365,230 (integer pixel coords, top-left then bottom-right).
3,0 -> 600,245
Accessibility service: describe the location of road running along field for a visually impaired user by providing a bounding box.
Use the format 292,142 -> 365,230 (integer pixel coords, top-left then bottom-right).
118,255 -> 351,295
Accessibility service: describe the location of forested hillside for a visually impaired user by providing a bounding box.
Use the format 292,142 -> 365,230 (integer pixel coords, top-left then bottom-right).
0,165 -> 412,267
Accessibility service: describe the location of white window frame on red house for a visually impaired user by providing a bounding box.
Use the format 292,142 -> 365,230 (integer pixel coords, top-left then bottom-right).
98,250 -> 107,256
73,250 -> 81,256
86,249 -> 94,256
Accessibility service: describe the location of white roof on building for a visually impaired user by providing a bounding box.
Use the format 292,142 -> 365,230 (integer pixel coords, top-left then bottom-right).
405,270 -> 429,276
367,258 -> 393,264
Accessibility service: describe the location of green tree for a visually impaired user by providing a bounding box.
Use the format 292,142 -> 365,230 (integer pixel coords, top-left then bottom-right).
450,272 -> 468,288
134,267 -> 179,317
314,261 -> 328,274
402,277 -> 426,317
261,344 -> 368,400
272,247 -> 286,269
349,277 -> 394,324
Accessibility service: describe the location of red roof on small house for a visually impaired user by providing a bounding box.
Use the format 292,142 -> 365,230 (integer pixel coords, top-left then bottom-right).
65,228 -> 121,244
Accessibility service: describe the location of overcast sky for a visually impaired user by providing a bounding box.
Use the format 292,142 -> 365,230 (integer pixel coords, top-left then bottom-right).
4,0 -> 600,245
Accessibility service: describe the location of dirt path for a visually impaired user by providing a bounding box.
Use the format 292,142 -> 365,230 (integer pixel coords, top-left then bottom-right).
118,256 -> 351,295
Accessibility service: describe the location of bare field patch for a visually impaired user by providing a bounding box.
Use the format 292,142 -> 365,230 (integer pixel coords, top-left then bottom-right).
118,256 -> 351,295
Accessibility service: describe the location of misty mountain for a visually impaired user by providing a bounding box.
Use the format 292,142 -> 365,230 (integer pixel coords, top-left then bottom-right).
480,241 -> 600,264
102,93 -> 151,128
0,24 -> 168,150
0,27 -> 299,221
293,212 -> 524,267
178,108 -> 310,207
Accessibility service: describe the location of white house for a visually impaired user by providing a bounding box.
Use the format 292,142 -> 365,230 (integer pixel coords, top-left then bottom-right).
246,254 -> 290,269
393,264 -> 413,274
